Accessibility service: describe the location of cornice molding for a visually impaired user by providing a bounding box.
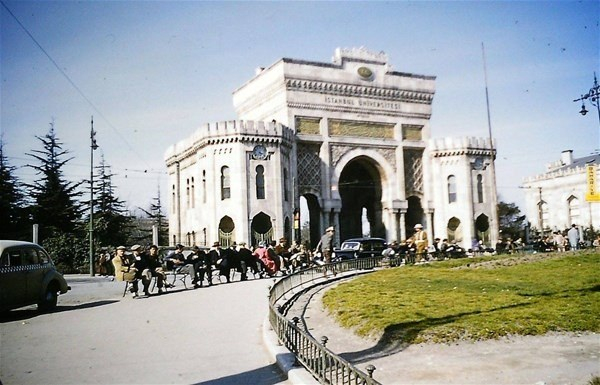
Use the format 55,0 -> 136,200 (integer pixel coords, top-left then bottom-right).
285,78 -> 434,105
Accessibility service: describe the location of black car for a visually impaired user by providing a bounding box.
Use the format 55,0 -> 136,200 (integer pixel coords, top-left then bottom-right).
333,237 -> 387,260
0,240 -> 70,312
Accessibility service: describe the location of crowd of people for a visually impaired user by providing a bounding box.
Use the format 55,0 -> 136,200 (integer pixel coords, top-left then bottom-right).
102,237 -> 319,297
97,223 -> 599,297
496,224 -> 600,254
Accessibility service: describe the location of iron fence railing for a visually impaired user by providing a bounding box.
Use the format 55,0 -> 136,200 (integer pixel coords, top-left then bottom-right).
268,256 -> 394,385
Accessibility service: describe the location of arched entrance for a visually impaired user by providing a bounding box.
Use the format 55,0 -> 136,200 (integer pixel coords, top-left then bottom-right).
250,212 -> 273,247
218,216 -> 235,247
300,194 -> 321,249
447,217 -> 462,243
405,196 -> 424,239
338,157 -> 384,242
475,214 -> 490,245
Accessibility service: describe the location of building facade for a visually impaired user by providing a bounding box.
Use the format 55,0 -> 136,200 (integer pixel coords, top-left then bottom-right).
522,150 -> 600,236
165,47 -> 499,249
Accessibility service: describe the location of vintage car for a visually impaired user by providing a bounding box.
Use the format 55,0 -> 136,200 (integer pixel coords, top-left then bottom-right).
0,240 -> 70,312
333,237 -> 387,260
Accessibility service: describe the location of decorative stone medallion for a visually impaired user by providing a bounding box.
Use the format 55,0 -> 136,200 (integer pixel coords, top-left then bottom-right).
357,66 -> 374,80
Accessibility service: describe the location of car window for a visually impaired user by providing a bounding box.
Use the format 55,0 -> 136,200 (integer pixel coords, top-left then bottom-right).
341,242 -> 359,250
3,249 -> 22,266
23,248 -> 40,265
0,251 -> 9,267
38,249 -> 50,264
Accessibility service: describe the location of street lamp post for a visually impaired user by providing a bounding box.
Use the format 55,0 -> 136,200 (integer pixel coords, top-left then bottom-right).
89,117 -> 98,277
573,72 -> 600,150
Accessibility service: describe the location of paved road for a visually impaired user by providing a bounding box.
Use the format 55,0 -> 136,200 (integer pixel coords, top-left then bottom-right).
1,275 -> 291,385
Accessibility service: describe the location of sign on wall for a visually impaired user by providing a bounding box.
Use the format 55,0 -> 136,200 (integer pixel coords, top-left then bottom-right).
586,164 -> 600,202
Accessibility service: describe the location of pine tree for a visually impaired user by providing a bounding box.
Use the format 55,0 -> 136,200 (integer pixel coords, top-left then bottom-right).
26,121 -> 83,240
89,155 -> 132,247
138,185 -> 169,246
0,140 -> 28,239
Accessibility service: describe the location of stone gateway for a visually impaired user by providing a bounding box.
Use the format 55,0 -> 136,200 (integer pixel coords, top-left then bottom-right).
165,47 -> 499,250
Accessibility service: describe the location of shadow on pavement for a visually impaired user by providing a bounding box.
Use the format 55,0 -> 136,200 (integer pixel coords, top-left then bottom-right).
194,363 -> 287,385
0,300 -> 119,323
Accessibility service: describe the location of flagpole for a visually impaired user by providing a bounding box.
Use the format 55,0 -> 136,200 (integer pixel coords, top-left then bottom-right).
482,43 -> 500,246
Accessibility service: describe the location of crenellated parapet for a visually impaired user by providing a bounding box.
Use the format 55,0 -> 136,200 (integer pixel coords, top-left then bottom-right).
429,137 -> 496,157
332,46 -> 389,65
164,120 -> 294,165
524,164 -> 594,182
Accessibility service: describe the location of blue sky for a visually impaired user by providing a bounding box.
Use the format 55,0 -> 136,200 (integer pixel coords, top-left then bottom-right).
1,0 -> 598,214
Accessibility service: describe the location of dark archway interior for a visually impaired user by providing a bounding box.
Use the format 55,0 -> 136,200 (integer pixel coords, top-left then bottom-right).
405,196 -> 424,239
475,214 -> 489,232
475,213 -> 490,244
339,157 -> 384,241
218,216 -> 235,233
250,212 -> 272,246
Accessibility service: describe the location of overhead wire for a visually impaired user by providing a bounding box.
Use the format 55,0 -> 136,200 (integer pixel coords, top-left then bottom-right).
0,0 -> 152,170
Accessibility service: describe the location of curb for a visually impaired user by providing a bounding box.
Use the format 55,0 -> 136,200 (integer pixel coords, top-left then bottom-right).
262,317 -> 319,385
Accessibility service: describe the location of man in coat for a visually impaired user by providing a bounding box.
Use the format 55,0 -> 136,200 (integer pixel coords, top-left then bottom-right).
131,244 -> 152,296
567,224 -> 580,250
412,224 -> 428,262
112,245 -> 140,298
209,242 -> 230,283
319,226 -> 336,277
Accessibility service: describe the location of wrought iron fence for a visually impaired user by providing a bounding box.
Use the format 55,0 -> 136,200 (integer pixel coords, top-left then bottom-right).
268,256 -> 393,385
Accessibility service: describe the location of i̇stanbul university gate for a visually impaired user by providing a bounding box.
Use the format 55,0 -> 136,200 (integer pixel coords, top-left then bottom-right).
165,47 -> 499,250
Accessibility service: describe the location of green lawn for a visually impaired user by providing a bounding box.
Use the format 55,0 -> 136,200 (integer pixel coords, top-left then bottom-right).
322,251 -> 600,344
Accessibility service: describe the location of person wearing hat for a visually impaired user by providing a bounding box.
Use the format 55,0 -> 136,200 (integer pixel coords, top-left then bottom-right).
146,245 -> 172,293
166,244 -> 200,289
131,245 -> 152,296
412,224 -> 428,262
223,242 -> 242,282
237,242 -> 254,280
318,226 -> 336,277
209,241 -> 231,283
274,238 -> 291,275
191,246 -> 212,287
112,245 -> 140,298
253,241 -> 275,277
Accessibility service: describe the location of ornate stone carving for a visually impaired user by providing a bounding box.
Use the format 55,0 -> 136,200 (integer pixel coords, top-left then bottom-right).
330,145 -> 396,169
328,119 -> 394,139
330,145 -> 351,168
404,149 -> 423,195
285,79 -> 434,105
297,143 -> 321,190
375,148 -> 396,168
402,125 -> 423,141
296,117 -> 321,135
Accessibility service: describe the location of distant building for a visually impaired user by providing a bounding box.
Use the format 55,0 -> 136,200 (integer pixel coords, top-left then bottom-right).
522,150 -> 600,235
165,47 -> 499,249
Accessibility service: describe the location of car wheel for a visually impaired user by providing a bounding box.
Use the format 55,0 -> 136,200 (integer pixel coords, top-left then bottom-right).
38,285 -> 58,312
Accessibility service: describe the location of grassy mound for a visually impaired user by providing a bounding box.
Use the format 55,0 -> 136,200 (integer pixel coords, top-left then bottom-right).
322,251 -> 600,344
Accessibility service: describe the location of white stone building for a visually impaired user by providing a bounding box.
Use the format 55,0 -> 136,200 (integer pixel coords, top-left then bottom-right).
522,150 -> 600,235
164,48 -> 499,249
